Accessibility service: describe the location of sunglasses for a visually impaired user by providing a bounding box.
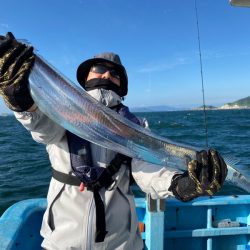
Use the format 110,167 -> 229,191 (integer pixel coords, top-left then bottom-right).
90,64 -> 120,79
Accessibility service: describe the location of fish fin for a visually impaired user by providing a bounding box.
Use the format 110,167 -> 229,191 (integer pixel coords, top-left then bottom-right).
223,155 -> 240,167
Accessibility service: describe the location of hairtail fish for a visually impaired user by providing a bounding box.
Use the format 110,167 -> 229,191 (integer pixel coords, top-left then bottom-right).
28,54 -> 250,193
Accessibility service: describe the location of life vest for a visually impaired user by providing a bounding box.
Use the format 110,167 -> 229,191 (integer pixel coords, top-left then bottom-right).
67,103 -> 141,189
52,104 -> 141,242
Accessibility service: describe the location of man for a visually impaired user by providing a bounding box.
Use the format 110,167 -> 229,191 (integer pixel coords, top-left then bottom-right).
0,32 -> 227,250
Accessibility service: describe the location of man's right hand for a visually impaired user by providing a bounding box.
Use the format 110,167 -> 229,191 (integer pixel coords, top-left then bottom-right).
0,32 -> 35,112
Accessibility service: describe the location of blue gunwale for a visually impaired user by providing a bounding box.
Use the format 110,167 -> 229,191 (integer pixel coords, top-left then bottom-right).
1,195 -> 250,250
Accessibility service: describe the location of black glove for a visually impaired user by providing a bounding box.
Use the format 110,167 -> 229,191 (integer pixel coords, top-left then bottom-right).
169,149 -> 228,202
0,32 -> 35,112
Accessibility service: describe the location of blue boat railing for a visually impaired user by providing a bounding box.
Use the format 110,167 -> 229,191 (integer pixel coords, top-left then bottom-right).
0,199 -> 46,250
1,195 -> 250,250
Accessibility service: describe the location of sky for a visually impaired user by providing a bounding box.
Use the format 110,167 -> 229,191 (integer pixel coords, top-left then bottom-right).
0,0 -> 250,113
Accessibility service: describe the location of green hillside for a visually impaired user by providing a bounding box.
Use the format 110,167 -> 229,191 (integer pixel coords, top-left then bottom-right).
227,96 -> 250,107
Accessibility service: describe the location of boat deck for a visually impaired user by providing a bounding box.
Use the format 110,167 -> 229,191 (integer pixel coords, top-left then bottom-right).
1,195 -> 250,250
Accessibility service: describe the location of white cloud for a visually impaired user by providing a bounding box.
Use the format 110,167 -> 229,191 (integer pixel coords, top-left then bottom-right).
0,23 -> 9,29
137,56 -> 189,73
137,47 -> 250,75
196,48 -> 250,60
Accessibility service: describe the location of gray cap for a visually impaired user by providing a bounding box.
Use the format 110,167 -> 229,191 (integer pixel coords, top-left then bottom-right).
76,52 -> 128,96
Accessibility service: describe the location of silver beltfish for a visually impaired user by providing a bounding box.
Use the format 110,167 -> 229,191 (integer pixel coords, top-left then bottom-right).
28,55 -> 250,193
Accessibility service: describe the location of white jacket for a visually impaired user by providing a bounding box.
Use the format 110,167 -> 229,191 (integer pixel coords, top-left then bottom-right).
14,108 -> 178,250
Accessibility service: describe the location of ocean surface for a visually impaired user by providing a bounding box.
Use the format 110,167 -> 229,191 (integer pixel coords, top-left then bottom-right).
0,109 -> 250,215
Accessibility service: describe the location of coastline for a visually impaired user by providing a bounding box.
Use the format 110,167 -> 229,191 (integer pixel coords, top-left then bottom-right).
193,106 -> 250,111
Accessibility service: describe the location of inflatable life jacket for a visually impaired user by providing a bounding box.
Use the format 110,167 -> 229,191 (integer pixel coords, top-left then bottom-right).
67,104 -> 140,191
52,104 -> 141,242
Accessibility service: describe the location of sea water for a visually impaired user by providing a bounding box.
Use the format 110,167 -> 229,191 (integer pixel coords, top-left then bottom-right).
0,109 -> 249,215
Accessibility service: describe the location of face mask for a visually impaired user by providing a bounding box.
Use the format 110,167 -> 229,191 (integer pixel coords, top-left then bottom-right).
87,88 -> 122,108
85,78 -> 121,96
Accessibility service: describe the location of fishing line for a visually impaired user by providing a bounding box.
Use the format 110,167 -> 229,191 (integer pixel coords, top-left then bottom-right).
194,0 -> 209,148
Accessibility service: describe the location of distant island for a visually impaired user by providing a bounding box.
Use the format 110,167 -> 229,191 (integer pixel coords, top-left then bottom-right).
0,113 -> 11,116
194,96 -> 250,110
130,105 -> 179,112
219,96 -> 250,110
131,96 -> 250,112
194,105 -> 217,110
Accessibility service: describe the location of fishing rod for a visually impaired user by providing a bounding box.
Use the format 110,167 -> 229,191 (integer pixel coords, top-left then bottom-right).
194,0 -> 209,148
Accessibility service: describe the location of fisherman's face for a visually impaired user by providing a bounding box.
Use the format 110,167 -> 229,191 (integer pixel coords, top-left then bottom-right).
86,63 -> 121,86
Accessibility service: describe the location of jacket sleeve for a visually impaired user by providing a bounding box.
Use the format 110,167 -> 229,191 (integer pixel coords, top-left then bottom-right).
14,108 -> 65,145
131,158 -> 181,199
